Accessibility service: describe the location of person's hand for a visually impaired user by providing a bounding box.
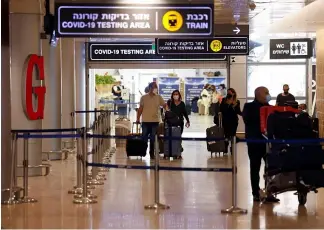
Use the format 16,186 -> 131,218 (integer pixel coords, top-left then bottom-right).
136,119 -> 140,124
185,122 -> 190,128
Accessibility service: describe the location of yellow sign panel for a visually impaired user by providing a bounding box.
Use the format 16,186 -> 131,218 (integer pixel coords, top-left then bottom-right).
162,11 -> 183,32
210,40 -> 223,52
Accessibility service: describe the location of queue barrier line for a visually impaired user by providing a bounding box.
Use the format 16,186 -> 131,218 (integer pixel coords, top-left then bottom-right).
74,110 -> 117,114
87,162 -> 233,172
11,128 -> 78,133
238,138 -> 324,144
16,134 -> 80,139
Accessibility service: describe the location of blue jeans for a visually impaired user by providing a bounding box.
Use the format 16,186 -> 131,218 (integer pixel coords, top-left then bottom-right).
142,122 -> 159,157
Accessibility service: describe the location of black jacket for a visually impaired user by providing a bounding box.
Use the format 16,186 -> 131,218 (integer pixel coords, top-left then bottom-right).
242,100 -> 269,139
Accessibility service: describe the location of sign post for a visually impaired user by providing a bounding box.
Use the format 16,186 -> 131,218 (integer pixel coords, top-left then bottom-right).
55,4 -> 214,37
156,37 -> 249,55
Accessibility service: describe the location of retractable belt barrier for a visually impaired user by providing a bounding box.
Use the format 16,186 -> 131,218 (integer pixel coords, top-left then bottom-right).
6,125 -> 324,213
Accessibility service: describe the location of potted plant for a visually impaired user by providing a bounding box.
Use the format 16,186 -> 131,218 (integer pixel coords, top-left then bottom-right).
95,72 -> 116,94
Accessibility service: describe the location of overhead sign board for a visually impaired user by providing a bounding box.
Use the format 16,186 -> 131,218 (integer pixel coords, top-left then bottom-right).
88,43 -> 227,61
55,4 -> 214,37
156,37 -> 249,55
269,38 -> 313,59
214,24 -> 249,36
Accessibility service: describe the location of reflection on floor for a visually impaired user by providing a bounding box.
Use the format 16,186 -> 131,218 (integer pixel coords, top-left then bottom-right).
2,114 -> 324,229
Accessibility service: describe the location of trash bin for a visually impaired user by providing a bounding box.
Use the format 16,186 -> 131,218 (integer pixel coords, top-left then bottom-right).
115,117 -> 131,148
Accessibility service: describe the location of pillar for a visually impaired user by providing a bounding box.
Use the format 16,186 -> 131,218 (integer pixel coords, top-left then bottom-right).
41,39 -> 62,159
1,0 -> 12,200
316,29 -> 324,137
61,38 -> 76,129
229,56 -> 247,134
75,41 -> 86,128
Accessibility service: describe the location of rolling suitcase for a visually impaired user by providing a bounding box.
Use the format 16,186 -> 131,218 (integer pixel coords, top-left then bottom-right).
164,125 -> 182,158
206,113 -> 226,157
126,123 -> 148,157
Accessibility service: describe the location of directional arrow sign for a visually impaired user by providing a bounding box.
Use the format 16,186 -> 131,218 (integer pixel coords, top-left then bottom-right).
233,27 -> 240,35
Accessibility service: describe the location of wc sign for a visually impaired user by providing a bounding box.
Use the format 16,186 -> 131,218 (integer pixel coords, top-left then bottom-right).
23,54 -> 46,120
269,38 -> 312,59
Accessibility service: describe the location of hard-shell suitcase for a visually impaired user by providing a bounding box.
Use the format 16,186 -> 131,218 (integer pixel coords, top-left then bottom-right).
164,125 -> 182,158
126,123 -> 147,157
206,113 -> 226,157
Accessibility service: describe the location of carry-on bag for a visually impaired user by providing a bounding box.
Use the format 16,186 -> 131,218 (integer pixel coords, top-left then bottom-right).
126,122 -> 148,157
206,113 -> 226,157
163,125 -> 182,158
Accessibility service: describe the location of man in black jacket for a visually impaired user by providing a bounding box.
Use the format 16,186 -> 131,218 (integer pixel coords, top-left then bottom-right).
242,87 -> 280,203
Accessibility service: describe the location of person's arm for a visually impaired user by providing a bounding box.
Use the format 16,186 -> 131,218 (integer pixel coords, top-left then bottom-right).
275,94 -> 280,106
159,96 -> 167,110
242,103 -> 254,125
181,102 -> 190,123
136,96 -> 144,122
234,100 -> 242,116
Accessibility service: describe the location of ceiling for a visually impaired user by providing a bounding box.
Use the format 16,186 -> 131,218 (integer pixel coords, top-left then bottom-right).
213,0 -> 318,34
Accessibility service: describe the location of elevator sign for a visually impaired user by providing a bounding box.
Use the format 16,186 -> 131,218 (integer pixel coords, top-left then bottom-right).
269,38 -> 313,59
55,4 -> 214,37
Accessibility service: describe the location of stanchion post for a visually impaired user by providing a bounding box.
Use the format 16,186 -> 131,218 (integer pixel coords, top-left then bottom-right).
73,127 -> 97,204
21,133 -> 37,203
87,121 -> 104,185
221,136 -> 247,214
2,133 -> 22,205
68,130 -> 84,194
144,135 -> 170,210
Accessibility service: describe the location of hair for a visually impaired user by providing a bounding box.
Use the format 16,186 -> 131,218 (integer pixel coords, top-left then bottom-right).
227,88 -> 237,104
171,90 -> 182,102
148,82 -> 157,91
220,84 -> 226,89
283,84 -> 289,88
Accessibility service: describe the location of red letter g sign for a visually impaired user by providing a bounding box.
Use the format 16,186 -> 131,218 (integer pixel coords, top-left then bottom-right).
23,54 -> 46,120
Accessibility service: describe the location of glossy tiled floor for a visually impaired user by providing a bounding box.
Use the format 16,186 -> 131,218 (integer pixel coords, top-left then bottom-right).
2,114 -> 324,229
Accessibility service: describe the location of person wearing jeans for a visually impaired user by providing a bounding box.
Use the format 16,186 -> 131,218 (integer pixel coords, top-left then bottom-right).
136,82 -> 166,159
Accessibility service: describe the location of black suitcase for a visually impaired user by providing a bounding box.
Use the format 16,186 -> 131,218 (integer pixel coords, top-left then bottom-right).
206,113 -> 226,156
126,123 -> 147,157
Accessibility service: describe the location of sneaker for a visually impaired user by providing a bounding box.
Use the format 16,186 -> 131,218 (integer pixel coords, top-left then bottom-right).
265,196 -> 280,203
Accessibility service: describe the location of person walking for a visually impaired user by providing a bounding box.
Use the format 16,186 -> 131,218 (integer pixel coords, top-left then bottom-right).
167,90 -> 190,157
136,82 -> 166,159
219,88 -> 242,154
276,84 -> 296,106
242,86 -> 280,203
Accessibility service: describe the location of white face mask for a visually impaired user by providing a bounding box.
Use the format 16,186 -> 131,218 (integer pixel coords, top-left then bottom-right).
173,95 -> 179,100
153,88 -> 158,94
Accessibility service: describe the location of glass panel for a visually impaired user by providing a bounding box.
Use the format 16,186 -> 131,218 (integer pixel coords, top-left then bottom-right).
247,65 -> 306,98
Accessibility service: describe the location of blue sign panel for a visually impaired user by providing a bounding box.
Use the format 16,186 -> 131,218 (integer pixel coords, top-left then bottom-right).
184,77 -> 205,105
158,77 -> 180,101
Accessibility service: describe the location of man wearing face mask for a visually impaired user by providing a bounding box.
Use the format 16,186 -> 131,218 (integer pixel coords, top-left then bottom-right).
242,87 -> 280,203
276,84 -> 295,106
137,82 -> 166,159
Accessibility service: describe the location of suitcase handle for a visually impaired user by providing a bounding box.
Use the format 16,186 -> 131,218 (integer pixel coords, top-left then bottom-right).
218,112 -> 223,128
132,122 -> 141,134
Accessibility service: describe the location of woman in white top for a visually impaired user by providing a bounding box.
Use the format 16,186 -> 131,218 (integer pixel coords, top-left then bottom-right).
201,84 -> 212,115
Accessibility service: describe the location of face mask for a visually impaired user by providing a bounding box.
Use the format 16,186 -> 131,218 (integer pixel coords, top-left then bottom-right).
266,94 -> 271,103
153,88 -> 158,94
173,95 -> 179,100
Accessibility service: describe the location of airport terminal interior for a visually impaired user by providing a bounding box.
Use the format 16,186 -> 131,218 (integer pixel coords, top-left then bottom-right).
1,0 -> 324,229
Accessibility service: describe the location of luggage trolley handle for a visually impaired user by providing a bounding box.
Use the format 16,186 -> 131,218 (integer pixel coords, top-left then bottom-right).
132,122 -> 141,135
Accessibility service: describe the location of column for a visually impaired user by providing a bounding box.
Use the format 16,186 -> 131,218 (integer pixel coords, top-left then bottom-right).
229,56 -> 247,133
10,1 -> 43,175
1,0 -> 12,201
75,41 -> 86,128
315,29 -> 324,137
41,39 -> 62,160
61,38 -> 76,129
